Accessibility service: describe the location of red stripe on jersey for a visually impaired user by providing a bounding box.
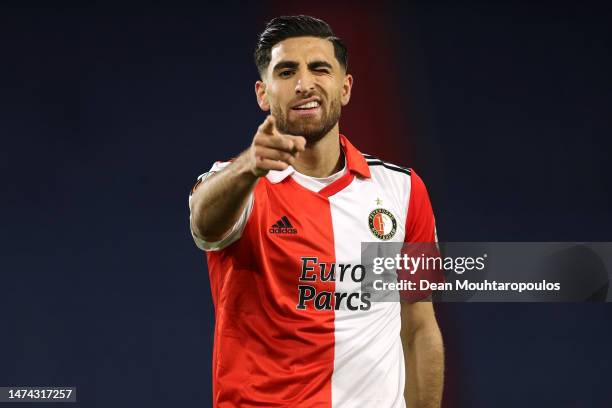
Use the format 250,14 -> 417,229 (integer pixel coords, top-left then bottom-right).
318,171 -> 354,198
400,170 -> 442,302
405,170 -> 436,243
317,135 -> 368,197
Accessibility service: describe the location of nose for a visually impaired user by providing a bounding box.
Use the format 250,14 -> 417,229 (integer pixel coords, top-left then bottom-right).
294,71 -> 315,94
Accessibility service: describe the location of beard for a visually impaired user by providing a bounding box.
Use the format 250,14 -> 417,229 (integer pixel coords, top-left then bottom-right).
273,96 -> 342,146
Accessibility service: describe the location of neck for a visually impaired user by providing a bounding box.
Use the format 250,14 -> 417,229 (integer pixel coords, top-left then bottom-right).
292,124 -> 344,178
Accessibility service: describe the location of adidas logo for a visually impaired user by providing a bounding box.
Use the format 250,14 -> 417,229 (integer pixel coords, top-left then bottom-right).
269,216 -> 298,234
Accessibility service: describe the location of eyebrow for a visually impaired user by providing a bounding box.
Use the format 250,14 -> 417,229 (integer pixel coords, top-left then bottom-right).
308,60 -> 333,70
272,59 -> 333,73
272,60 -> 299,72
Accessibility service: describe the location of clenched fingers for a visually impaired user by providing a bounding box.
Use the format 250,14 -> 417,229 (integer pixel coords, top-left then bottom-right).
253,146 -> 296,165
255,157 -> 290,171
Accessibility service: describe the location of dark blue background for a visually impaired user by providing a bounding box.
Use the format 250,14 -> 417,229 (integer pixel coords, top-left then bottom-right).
1,2 -> 610,407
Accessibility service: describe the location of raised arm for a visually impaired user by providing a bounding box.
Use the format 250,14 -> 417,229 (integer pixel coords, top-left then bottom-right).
189,115 -> 305,242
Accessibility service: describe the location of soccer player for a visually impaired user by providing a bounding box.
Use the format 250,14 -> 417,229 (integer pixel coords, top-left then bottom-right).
189,15 -> 444,408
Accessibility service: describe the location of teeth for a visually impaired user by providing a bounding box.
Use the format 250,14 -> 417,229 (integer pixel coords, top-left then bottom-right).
295,101 -> 319,109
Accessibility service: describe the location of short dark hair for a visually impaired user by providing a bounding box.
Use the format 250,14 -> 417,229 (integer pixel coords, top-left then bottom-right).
254,15 -> 348,76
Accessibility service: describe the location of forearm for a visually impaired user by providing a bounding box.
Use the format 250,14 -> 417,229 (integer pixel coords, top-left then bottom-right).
190,152 -> 259,241
402,322 -> 444,408
189,115 -> 305,242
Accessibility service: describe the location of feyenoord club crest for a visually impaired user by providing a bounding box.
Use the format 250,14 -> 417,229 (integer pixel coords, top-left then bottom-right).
368,208 -> 397,240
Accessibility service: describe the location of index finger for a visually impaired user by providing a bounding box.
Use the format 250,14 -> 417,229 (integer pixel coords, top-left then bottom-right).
259,115 -> 276,135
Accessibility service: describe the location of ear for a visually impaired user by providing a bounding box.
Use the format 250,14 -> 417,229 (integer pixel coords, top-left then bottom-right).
255,80 -> 270,111
340,74 -> 353,106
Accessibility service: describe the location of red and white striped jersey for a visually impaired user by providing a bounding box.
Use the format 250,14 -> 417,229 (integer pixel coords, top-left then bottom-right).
190,135 -> 437,407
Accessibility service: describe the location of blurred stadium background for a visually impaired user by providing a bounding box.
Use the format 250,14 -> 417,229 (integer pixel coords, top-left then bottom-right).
1,1 -> 610,406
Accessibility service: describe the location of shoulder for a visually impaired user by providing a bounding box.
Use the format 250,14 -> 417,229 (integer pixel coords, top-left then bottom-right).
361,153 -> 430,190
361,153 -> 413,191
362,153 -> 412,177
360,153 -> 433,205
359,153 -> 415,211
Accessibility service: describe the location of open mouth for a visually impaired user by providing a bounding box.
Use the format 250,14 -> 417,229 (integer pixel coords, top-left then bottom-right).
291,100 -> 321,115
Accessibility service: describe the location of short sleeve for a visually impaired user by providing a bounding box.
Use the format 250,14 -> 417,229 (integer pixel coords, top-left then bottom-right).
188,161 -> 254,251
399,170 -> 442,302
405,170 -> 437,244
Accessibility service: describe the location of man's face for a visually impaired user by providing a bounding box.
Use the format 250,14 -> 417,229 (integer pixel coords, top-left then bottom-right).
256,36 -> 353,144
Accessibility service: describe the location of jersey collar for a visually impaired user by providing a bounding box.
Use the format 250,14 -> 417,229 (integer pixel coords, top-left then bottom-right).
340,134 -> 371,179
265,134 -> 371,184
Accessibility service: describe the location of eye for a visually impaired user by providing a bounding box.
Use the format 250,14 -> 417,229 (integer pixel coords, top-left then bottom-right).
279,70 -> 294,78
314,68 -> 331,74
